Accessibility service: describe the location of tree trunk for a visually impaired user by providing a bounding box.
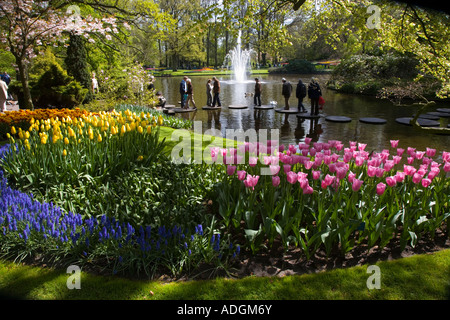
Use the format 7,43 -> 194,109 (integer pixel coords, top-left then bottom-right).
16,56 -> 34,110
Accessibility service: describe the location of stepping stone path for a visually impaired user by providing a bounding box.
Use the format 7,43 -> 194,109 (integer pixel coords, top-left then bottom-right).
395,117 -> 441,127
202,106 -> 222,110
416,114 -> 440,120
297,113 -> 320,119
275,108 -> 299,114
325,116 -> 352,123
173,107 -> 197,113
426,111 -> 450,118
163,109 -> 175,115
164,104 -> 176,109
254,105 -> 274,110
437,108 -> 450,113
228,105 -> 248,109
359,117 -> 387,124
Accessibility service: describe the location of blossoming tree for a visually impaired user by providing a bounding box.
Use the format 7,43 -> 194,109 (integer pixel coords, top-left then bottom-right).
0,0 -> 127,110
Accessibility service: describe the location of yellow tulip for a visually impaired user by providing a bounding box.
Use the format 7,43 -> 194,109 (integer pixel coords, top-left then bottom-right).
64,137 -> 70,145
18,131 -> 24,139
146,126 -> 152,134
137,126 -> 143,134
137,155 -> 144,161
25,131 -> 30,139
97,134 -> 102,143
63,149 -> 67,157
158,115 -> 163,126
11,126 -> 16,135
121,125 -> 126,135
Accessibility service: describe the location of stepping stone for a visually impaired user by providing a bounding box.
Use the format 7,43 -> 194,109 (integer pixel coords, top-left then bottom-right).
228,105 -> 248,109
437,108 -> 450,113
254,105 -> 274,110
325,116 -> 352,123
164,104 -> 176,109
359,117 -> 387,124
416,114 -> 440,120
275,108 -> 299,114
395,117 -> 440,127
202,106 -> 222,110
297,113 -> 320,119
173,107 -> 197,113
163,109 -> 175,115
426,111 -> 450,118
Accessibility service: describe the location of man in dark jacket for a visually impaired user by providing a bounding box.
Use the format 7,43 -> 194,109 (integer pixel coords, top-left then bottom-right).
180,76 -> 188,108
296,79 -> 307,113
254,78 -> 262,106
308,78 -> 322,116
282,78 -> 293,110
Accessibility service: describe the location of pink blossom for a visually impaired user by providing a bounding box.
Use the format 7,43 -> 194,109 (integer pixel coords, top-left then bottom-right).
367,165 -> 377,177
328,163 -> 336,173
272,176 -> 281,187
395,171 -> 406,183
421,178 -> 432,188
404,165 -> 417,176
376,182 -> 386,196
426,148 -> 436,157
384,160 -> 395,172
237,170 -> 247,181
227,165 -> 236,176
397,148 -> 405,156
303,185 -> 314,194
358,143 -> 367,151
443,152 -> 450,162
355,156 -> 365,166
322,174 -> 335,188
348,172 -> 356,183
270,165 -> 280,175
393,156 -> 402,164
304,161 -> 314,169
412,173 -> 423,184
243,175 -> 259,190
444,162 -> 450,172
312,170 -> 321,180
407,157 -> 414,164
352,179 -> 363,192
249,156 -> 258,167
376,167 -> 384,178
407,147 -> 416,156
299,178 -> 309,189
390,140 -> 399,148
286,171 -> 298,184
336,166 -> 348,180
386,176 -> 397,187
415,151 -> 425,160
283,164 -> 292,174
304,137 -> 312,145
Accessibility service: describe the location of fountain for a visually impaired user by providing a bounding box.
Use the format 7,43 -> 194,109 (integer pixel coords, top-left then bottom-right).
224,30 -> 253,83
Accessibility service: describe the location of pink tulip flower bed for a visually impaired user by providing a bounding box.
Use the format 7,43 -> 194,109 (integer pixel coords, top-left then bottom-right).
209,138 -> 449,258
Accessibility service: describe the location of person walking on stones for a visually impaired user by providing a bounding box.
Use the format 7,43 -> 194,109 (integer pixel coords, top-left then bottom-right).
185,78 -> 197,110
282,78 -> 293,110
254,78 -> 262,106
296,79 -> 307,113
91,72 -> 99,95
0,78 -> 8,112
147,75 -> 155,92
180,76 -> 188,108
206,79 -> 213,107
212,76 -> 221,108
308,77 -> 322,116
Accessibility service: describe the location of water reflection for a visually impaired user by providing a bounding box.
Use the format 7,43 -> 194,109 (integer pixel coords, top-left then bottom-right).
154,74 -> 450,152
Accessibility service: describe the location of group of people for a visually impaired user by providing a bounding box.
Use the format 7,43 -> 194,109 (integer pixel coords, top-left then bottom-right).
179,76 -> 222,110
281,77 -> 324,115
0,72 -> 11,112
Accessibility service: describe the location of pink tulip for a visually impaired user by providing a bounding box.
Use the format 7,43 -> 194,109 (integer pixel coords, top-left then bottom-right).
376,182 -> 386,195
352,179 -> 363,192
304,161 -> 314,169
227,165 -> 236,176
272,176 -> 280,187
395,171 -> 406,183
415,151 -> 425,160
237,170 -> 247,181
407,157 -> 414,164
328,163 -> 336,173
309,148 -> 317,156
367,165 -> 377,177
299,178 -> 309,189
243,175 -> 259,190
348,171 -> 356,183
397,148 -> 405,156
312,170 -> 321,180
442,151 -> 450,162
283,164 -> 291,174
286,171 -> 298,184
407,147 -> 416,156
376,167 -> 384,178
322,174 -> 335,188
386,176 -> 397,187
210,147 -> 219,162
393,156 -> 402,165
384,160 -> 395,172
412,173 -> 423,184
444,162 -> 450,172
358,143 -> 367,151
428,167 -> 440,180
426,148 -> 436,157
343,152 -> 353,163
421,178 -> 432,188
355,156 -> 365,166
303,185 -> 314,194
278,144 -> 285,152
404,165 -> 417,176
304,137 -> 312,145
390,140 -> 399,148
249,156 -> 258,167
270,165 -> 280,175
336,166 -> 348,180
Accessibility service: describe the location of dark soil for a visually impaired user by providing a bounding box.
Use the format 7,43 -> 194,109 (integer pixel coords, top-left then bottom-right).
176,229 -> 450,282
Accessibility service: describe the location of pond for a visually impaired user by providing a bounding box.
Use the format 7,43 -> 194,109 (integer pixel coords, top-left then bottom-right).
153,74 -> 450,154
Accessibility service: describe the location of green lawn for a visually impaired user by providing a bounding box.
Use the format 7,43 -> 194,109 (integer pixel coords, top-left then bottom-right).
0,249 -> 449,300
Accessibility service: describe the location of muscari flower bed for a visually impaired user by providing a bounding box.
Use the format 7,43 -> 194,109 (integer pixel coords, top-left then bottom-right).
0,107 -> 448,279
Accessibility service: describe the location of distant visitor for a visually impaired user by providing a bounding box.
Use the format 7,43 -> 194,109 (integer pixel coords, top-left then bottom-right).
282,78 -> 293,110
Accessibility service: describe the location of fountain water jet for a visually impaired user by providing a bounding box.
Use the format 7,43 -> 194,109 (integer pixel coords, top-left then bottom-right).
224,30 -> 253,83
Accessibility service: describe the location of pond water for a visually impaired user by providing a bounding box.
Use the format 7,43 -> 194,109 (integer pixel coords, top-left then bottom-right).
153,74 -> 450,154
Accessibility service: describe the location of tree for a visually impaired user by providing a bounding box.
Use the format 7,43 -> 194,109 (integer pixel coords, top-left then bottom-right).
0,0 -> 121,110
